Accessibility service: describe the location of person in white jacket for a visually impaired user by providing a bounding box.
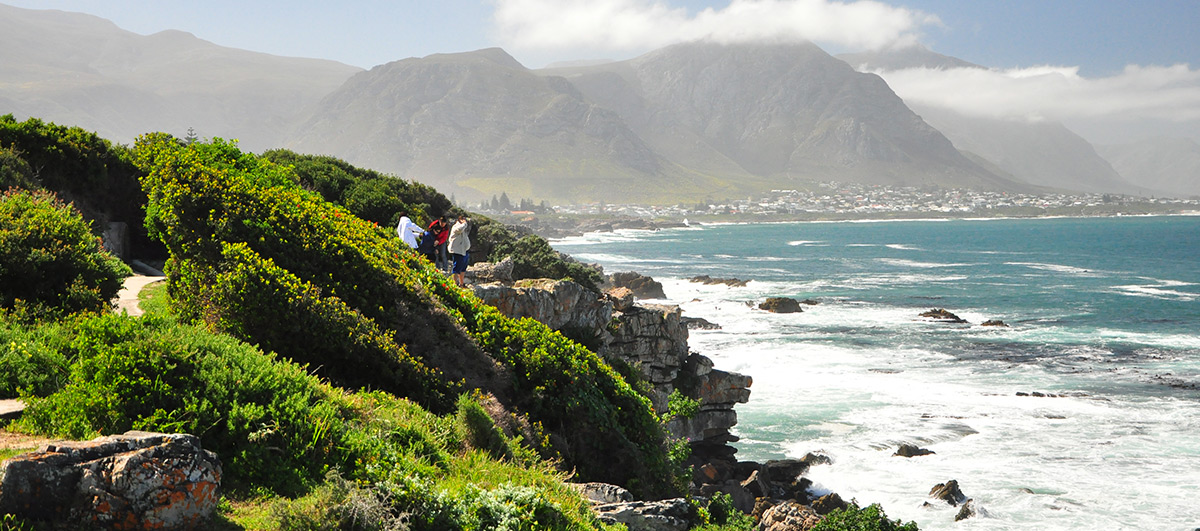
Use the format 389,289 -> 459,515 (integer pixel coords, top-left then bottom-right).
447,214 -> 471,286
395,215 -> 424,249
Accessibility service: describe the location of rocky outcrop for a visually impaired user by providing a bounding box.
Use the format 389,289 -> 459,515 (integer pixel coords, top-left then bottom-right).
593,498 -> 692,531
475,276 -> 751,458
465,256 -> 515,283
759,297 -> 803,313
0,431 -> 221,530
681,316 -> 721,330
607,271 -> 667,300
758,501 -> 822,531
981,319 -> 1009,327
473,279 -> 613,347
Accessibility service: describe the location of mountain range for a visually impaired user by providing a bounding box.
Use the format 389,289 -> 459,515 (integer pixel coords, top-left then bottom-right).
2,3 -> 1194,202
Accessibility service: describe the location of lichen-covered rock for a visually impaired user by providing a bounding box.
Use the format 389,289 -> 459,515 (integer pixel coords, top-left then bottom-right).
465,256 -> 515,283
759,297 -> 803,313
758,500 -> 823,531
570,482 -> 634,504
593,498 -> 692,531
0,431 -> 221,530
606,286 -> 636,311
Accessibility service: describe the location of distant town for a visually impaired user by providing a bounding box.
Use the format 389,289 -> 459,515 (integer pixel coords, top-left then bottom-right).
480,182 -> 1200,228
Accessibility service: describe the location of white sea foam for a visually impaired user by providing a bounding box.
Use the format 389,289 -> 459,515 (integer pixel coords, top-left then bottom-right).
787,240 -> 824,246
885,243 -> 922,251
877,258 -> 976,269
1006,262 -> 1103,276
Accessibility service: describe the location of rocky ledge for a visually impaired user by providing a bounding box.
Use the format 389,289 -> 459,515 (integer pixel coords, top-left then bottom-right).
0,431 -> 221,530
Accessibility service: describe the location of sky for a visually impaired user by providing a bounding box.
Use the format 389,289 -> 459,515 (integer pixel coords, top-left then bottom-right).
5,0 -> 1199,144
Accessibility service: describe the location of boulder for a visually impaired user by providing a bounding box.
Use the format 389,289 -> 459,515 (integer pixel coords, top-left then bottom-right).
606,287 -> 635,311
763,459 -> 811,484
929,479 -> 968,507
759,297 -> 803,313
593,498 -> 692,531
919,309 -> 967,323
570,482 -> 634,504
810,492 -> 848,515
465,256 -> 515,283
0,431 -> 221,530
981,319 -> 1009,327
893,444 -> 935,457
758,501 -> 823,531
608,271 -> 667,300
605,304 -> 689,385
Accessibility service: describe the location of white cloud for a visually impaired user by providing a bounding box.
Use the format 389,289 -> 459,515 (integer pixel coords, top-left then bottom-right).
491,0 -> 939,61
875,63 -> 1200,127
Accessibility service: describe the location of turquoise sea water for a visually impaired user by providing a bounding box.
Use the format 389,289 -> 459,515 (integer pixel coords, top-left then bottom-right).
552,216 -> 1200,531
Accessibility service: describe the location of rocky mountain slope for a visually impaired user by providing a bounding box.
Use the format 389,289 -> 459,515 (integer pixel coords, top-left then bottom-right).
1097,138 -> 1200,198
0,3 -> 361,151
286,48 -> 733,204
837,45 -> 1145,195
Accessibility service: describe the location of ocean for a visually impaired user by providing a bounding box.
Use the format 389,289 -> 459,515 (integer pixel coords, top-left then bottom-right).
551,215 -> 1200,531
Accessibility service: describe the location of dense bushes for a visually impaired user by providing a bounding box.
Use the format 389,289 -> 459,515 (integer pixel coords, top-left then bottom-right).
13,313 -> 356,494
0,115 -> 158,258
134,135 -> 678,497
490,233 -> 602,291
0,189 -> 131,318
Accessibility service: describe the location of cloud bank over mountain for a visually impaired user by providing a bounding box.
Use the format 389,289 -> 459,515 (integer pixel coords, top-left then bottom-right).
492,0 -> 940,62
872,62 -> 1200,144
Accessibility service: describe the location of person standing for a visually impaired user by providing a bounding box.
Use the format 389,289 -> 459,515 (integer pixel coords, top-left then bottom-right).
428,217 -> 451,273
447,214 -> 471,286
395,214 -> 424,249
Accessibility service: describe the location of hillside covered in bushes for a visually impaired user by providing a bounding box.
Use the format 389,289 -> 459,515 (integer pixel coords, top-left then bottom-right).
0,117 -> 688,529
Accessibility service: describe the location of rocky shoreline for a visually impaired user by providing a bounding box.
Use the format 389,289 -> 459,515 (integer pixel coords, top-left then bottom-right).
468,262 -> 989,530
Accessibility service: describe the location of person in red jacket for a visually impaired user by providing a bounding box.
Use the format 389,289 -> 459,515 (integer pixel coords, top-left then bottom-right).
428,216 -> 451,274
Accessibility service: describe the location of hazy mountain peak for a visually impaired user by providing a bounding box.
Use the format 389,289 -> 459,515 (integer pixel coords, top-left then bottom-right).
838,43 -> 982,71
416,47 -> 527,70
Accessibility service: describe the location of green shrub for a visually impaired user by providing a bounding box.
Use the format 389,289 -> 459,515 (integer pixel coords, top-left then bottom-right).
812,503 -> 919,531
15,313 -> 359,495
664,388 -> 701,421
0,114 -> 157,258
0,318 -> 70,398
0,189 -> 131,318
485,232 -> 601,291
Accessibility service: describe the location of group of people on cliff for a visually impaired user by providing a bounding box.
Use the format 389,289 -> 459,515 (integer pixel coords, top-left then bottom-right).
396,213 -> 471,286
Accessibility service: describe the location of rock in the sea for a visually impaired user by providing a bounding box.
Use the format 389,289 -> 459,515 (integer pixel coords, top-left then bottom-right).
0,431 -> 221,530
893,444 -> 935,457
759,297 -> 803,313
981,319 -> 1009,327
758,501 -> 823,531
929,479 -> 968,507
608,271 -> 667,299
919,308 -> 968,323
681,316 -> 721,330
955,498 -> 987,521
689,275 -> 749,287
593,498 -> 692,531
